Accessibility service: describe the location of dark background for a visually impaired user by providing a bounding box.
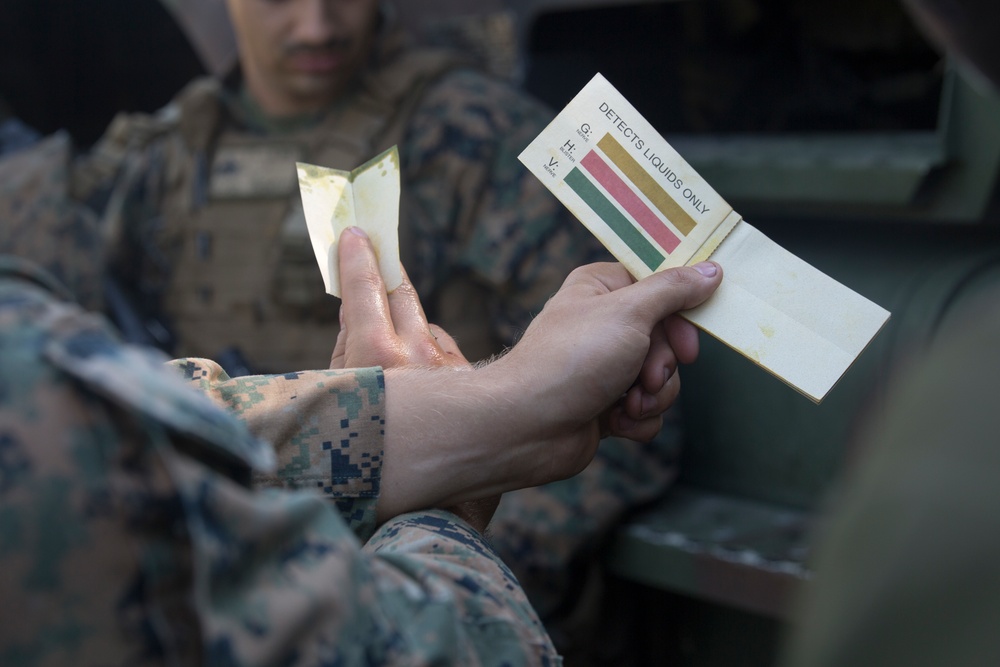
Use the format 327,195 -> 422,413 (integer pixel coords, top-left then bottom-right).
0,0 -> 944,149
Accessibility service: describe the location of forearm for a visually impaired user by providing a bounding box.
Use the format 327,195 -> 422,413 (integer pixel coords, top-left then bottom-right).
378,362 -> 588,523
168,357 -> 561,531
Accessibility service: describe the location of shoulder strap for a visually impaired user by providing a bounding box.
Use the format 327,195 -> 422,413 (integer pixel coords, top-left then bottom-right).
175,76 -> 228,154
70,75 -> 227,218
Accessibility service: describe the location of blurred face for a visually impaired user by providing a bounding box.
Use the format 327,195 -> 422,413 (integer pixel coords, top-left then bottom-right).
226,0 -> 381,117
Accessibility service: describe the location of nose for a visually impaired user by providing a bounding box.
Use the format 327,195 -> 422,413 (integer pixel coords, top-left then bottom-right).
290,0 -> 338,45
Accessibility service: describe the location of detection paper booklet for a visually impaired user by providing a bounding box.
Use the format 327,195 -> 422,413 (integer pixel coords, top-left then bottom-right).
519,73 -> 890,402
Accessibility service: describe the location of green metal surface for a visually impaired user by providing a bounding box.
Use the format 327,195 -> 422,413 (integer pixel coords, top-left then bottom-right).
607,486 -> 810,619
675,132 -> 944,206
680,70 -> 1000,223
677,222 -> 1000,510
608,223 -> 1000,620
516,0 -> 1000,654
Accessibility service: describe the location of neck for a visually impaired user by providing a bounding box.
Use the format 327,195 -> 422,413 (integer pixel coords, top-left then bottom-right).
231,81 -> 329,134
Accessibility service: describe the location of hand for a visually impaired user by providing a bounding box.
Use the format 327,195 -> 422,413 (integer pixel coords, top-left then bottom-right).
330,227 -> 468,371
377,260 -> 721,519
332,227 -> 500,530
491,260 -> 722,484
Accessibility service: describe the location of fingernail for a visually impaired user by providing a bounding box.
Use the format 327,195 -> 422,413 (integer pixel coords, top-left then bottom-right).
345,226 -> 368,239
641,393 -> 657,417
693,262 -> 717,277
618,414 -> 637,431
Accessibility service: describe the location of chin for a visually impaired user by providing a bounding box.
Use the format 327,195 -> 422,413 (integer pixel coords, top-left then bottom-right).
286,77 -> 342,103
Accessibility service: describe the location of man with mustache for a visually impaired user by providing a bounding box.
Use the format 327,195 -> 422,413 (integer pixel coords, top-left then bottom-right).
22,0 -> 686,654
74,0 -> 597,370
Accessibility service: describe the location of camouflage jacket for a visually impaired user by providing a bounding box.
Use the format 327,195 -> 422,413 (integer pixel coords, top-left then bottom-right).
0,20 -> 672,655
0,49 -> 682,654
0,256 -> 560,666
67,22 -> 605,371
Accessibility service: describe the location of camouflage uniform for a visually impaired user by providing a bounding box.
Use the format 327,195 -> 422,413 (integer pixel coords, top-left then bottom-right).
69,18 -> 603,369
0,101 -> 40,157
0,132 -> 105,312
0,254 -> 560,665
489,410 -> 684,627
0,13 -> 683,652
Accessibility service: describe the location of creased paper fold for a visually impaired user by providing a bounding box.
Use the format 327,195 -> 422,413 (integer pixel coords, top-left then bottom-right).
297,145 -> 402,298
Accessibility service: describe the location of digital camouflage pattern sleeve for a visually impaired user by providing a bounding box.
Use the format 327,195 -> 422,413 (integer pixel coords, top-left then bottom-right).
166,357 -> 387,541
0,256 -> 561,666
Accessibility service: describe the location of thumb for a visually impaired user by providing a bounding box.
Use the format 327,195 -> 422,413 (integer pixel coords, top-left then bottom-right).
619,261 -> 722,324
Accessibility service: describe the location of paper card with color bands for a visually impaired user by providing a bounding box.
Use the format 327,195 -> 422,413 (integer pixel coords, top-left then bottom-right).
519,73 -> 890,403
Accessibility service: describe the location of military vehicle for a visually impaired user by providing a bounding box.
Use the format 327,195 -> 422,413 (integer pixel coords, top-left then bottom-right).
412,3 -> 1000,664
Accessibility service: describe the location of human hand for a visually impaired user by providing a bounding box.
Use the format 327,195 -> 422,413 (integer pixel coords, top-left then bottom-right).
330,226 -> 468,371
371,254 -> 719,522
493,261 -> 722,483
332,227 -> 502,529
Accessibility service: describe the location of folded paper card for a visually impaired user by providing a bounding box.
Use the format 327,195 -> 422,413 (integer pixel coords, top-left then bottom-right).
519,73 -> 890,403
297,146 -> 402,298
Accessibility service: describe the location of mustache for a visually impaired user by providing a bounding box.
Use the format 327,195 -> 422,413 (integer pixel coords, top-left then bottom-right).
283,39 -> 352,57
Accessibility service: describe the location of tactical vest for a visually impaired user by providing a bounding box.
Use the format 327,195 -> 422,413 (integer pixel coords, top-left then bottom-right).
152,46 -> 465,373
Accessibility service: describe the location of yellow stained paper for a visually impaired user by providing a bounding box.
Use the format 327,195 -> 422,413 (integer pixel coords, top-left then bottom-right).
297,146 -> 402,298
519,73 -> 890,403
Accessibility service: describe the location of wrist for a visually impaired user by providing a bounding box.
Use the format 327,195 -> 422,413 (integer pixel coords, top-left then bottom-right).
481,352 -> 597,486
377,364 -> 540,519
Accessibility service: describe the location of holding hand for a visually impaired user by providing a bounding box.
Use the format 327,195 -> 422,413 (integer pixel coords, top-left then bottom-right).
330,226 -> 466,371
332,223 -> 723,525
333,227 -> 497,531
493,260 -> 722,484
511,261 -> 718,439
